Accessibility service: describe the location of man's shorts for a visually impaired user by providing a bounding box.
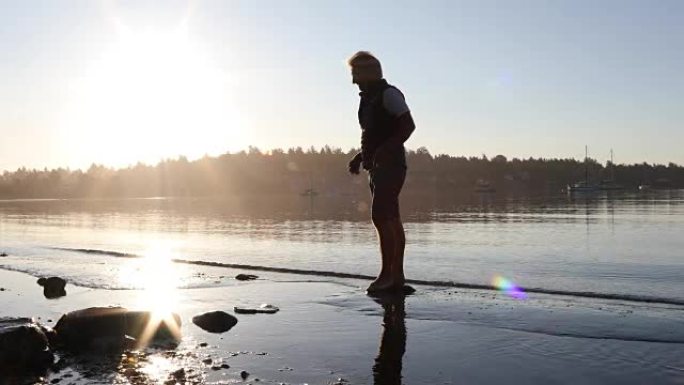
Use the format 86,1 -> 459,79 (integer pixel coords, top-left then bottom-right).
369,166 -> 406,221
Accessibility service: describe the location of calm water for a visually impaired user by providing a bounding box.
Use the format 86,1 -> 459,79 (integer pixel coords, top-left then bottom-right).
0,190 -> 683,302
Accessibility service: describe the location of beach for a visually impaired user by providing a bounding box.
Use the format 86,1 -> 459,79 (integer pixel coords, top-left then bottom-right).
2,264 -> 684,384
1,194 -> 684,384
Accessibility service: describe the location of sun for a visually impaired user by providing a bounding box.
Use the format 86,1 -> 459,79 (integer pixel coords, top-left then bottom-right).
60,22 -> 250,168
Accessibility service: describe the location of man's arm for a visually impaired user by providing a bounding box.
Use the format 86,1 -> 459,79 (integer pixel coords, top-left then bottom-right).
374,111 -> 415,165
383,111 -> 415,147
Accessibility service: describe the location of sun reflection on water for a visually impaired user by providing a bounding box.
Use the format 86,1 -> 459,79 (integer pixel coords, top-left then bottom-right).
119,242 -> 184,348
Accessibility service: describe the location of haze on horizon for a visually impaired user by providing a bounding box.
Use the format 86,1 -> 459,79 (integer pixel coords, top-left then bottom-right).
1,0 -> 683,172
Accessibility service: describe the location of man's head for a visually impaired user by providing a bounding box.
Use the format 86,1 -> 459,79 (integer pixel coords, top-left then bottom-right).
347,51 -> 383,86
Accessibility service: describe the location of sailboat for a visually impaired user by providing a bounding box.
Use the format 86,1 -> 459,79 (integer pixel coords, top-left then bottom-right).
568,146 -> 599,193
598,149 -> 624,191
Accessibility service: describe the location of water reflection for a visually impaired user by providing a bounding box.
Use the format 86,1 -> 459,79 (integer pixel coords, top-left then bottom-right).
119,243 -> 183,347
372,294 -> 407,385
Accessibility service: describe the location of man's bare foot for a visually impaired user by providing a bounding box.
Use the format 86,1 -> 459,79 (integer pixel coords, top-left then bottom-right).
367,276 -> 393,292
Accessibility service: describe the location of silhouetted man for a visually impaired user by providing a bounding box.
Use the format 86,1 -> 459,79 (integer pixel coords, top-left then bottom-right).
347,51 -> 416,292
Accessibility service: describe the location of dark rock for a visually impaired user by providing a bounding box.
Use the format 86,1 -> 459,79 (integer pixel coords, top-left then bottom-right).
199,342 -> 208,347
37,277 -> 67,299
54,307 -> 181,351
0,252 -> 7,257
0,317 -> 54,372
235,274 -> 258,281
202,358 -> 213,365
171,368 -> 185,379
234,304 -> 279,314
192,311 -> 238,333
221,363 -> 230,369
240,370 -> 249,380
211,365 -> 221,371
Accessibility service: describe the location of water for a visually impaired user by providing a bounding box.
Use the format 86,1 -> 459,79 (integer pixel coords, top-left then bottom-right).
1,190 -> 683,303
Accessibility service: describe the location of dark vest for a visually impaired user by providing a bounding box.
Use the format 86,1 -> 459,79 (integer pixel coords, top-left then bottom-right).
358,79 -> 406,169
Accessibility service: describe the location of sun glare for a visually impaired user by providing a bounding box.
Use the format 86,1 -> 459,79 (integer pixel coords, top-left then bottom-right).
60,22 -> 249,168
119,242 -> 183,347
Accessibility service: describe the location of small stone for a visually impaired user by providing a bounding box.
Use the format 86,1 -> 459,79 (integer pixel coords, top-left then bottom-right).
37,277 -> 67,299
171,368 -> 185,379
211,365 -> 221,371
234,304 -> 279,314
240,370 -> 249,380
235,274 -> 258,281
221,363 -> 230,369
0,288 -> 5,291
0,252 -> 7,257
50,378 -> 61,384
192,311 -> 238,333
202,358 -> 212,365
199,342 -> 208,347
123,368 -> 137,376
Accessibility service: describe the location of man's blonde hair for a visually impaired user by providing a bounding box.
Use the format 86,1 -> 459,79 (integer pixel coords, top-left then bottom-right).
347,51 -> 383,78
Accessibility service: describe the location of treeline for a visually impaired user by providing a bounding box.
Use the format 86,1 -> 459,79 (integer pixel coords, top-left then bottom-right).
1,146 -> 683,199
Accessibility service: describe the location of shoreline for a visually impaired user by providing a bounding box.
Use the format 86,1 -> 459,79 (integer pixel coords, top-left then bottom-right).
2,267 -> 684,384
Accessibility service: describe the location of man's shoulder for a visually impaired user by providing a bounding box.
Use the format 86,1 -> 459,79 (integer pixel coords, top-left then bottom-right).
382,85 -> 409,117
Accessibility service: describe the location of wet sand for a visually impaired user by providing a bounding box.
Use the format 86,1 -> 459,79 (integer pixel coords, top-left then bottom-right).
1,268 -> 684,385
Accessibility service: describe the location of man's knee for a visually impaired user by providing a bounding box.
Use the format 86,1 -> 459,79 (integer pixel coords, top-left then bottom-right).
372,211 -> 399,227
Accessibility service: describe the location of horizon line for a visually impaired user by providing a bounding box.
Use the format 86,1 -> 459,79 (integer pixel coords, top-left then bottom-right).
2,145 -> 681,174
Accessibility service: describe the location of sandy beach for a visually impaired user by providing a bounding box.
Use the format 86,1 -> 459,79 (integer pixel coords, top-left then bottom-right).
2,265 -> 684,385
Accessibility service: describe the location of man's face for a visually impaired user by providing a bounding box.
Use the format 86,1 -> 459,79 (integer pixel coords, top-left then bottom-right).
351,66 -> 378,85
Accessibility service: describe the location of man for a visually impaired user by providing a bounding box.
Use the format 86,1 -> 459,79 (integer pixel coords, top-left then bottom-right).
347,51 -> 416,292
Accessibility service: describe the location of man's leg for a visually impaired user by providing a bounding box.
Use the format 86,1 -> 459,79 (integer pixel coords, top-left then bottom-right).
367,166 -> 406,292
390,219 -> 406,288
368,217 -> 396,291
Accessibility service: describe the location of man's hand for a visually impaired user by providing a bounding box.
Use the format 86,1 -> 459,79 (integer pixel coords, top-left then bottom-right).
348,153 -> 362,175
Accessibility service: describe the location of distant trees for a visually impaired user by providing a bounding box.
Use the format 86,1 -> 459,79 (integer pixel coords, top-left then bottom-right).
0,147 -> 682,199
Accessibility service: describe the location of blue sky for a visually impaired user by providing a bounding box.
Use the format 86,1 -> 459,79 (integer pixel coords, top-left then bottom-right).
1,0 -> 682,171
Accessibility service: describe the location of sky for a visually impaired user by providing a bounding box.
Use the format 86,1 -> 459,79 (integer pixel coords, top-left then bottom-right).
1,0 -> 683,171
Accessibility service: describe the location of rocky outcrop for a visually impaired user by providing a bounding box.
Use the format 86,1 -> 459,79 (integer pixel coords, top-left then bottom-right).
0,317 -> 54,372
192,311 -> 238,333
37,276 -> 67,299
54,307 -> 181,351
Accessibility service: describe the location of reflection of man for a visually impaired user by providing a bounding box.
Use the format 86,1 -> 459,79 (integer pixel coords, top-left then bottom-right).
372,295 -> 407,385
347,51 -> 416,292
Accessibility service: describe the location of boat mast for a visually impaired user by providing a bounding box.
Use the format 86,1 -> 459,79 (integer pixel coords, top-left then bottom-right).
585,145 -> 588,184
610,149 -> 615,181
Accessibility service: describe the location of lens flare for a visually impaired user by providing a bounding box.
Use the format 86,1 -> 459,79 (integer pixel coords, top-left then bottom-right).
492,275 -> 527,299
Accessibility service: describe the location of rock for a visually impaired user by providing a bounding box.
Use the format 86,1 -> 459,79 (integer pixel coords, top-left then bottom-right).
240,370 -> 249,380
221,363 -> 230,369
37,277 -> 67,299
0,317 -> 54,372
202,358 -> 213,365
0,252 -> 7,257
234,304 -> 279,315
171,368 -> 185,379
192,311 -> 238,333
54,307 -> 181,351
235,274 -> 258,281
